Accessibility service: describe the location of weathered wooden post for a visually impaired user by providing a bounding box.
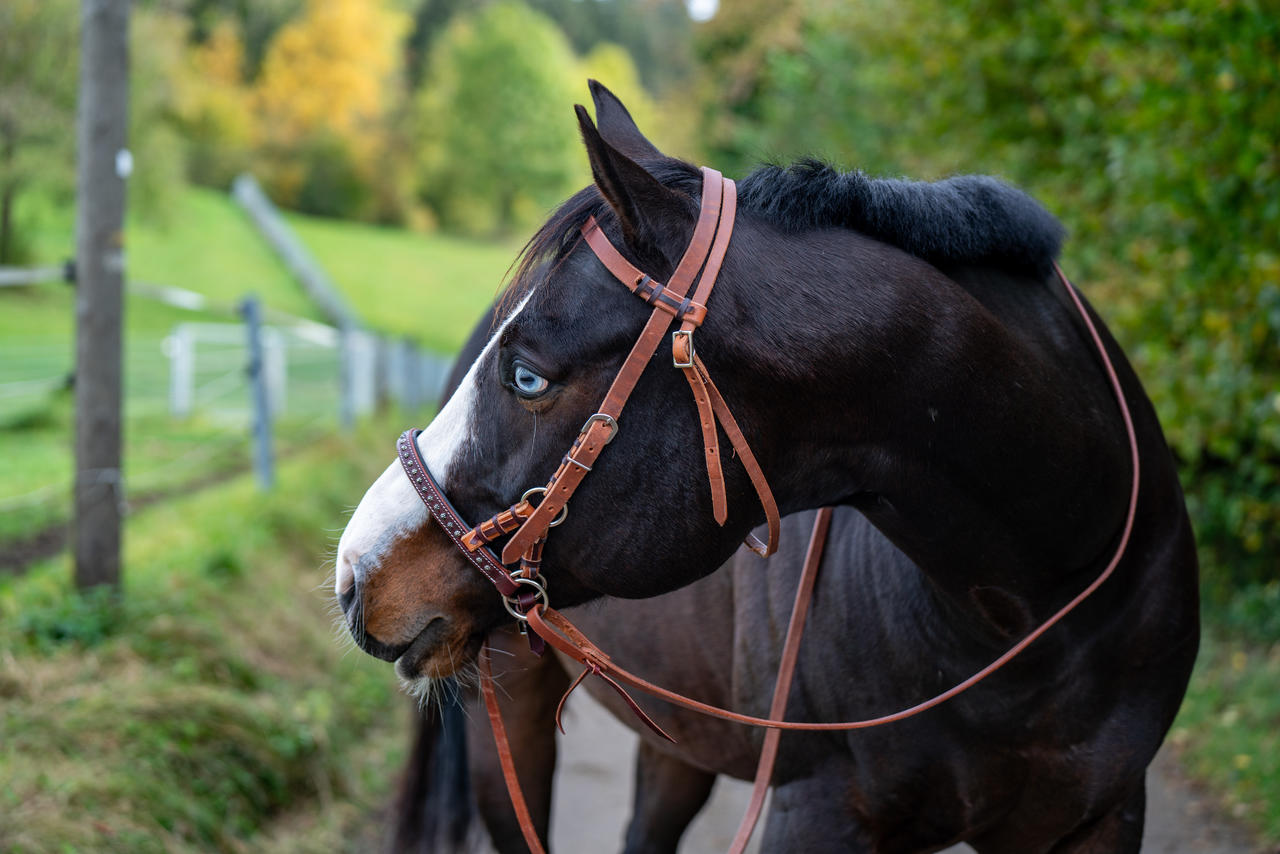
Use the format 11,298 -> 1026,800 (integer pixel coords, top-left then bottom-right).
73,0 -> 131,590
240,297 -> 275,490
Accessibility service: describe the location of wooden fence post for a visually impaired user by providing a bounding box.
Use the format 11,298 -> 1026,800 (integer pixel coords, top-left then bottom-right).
167,323 -> 194,417
73,0 -> 131,590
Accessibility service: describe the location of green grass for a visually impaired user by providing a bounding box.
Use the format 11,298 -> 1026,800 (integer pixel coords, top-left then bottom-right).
1170,627 -> 1280,843
0,419 -> 410,853
0,185 -> 501,849
0,187 -> 319,345
1,185 -> 512,551
286,211 -> 519,352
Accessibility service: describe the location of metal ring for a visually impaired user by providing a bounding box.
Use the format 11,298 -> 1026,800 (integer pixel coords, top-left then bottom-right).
520,486 -> 569,527
502,575 -> 549,621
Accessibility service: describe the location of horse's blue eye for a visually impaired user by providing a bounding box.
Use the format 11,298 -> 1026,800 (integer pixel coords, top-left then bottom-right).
513,364 -> 549,397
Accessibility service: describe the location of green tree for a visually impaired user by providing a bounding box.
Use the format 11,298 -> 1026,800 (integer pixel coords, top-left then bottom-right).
696,0 -> 1280,592
415,1 -> 581,234
253,0 -> 409,215
0,0 -> 78,264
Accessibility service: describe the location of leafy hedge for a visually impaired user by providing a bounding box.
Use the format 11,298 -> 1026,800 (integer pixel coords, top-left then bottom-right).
697,0 -> 1279,602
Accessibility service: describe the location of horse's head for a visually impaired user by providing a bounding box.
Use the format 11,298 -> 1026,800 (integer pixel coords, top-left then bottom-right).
335,83 -> 791,680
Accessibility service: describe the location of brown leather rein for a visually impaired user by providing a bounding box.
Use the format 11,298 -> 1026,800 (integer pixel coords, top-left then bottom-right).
395,166 -> 1141,853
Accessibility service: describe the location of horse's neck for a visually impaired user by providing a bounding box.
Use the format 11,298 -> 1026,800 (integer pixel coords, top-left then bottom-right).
725,229 -> 1132,602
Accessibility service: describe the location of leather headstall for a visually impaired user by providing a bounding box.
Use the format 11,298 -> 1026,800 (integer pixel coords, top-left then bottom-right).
399,166 -> 780,652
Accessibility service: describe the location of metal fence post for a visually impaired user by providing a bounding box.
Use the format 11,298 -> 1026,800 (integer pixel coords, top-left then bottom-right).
240,296 -> 274,490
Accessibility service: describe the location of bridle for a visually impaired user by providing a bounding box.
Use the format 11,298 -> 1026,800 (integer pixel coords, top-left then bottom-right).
398,167 -> 780,655
395,166 -> 1141,853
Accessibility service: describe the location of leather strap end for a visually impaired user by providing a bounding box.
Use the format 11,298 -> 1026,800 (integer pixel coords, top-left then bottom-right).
527,631 -> 546,657
555,667 -> 590,734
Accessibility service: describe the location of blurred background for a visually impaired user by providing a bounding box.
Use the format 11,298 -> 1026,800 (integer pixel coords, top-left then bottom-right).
0,0 -> 1276,850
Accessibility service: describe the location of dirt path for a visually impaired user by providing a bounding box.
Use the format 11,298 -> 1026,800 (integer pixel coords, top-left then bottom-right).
518,691 -> 1264,854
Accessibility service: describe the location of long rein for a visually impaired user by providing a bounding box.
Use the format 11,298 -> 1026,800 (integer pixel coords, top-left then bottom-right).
396,167 -> 1141,853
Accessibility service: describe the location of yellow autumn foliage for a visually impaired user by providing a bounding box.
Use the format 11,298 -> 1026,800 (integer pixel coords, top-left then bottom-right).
177,19 -> 255,187
254,0 -> 408,157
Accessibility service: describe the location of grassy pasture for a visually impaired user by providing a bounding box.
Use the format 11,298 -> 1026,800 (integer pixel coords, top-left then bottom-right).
0,186 -> 513,552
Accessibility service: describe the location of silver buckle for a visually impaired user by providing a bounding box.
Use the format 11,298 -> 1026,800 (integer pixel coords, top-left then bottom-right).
580,412 -> 619,445
672,329 -> 695,368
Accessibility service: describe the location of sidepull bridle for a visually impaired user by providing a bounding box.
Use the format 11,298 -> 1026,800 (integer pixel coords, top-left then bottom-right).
395,165 -> 1141,854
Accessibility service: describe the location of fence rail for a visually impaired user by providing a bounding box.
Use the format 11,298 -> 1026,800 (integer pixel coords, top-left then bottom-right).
0,265 -> 70,287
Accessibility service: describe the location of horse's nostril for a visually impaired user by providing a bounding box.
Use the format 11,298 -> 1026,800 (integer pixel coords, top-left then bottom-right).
335,552 -> 357,599
338,583 -> 356,615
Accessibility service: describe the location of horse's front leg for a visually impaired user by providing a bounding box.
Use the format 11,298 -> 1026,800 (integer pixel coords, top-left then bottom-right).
1044,783 -> 1144,854
468,627 -> 572,854
622,741 -> 716,854
967,781 -> 1145,854
761,772 -> 872,854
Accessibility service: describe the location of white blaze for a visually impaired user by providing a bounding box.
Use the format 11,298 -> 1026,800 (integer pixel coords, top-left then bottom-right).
335,292 -> 533,595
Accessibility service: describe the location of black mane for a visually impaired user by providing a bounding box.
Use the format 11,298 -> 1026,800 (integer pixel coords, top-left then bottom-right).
513,157 -> 1064,294
738,159 -> 1064,279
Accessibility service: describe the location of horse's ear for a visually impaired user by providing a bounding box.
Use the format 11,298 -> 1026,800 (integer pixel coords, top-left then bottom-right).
576,104 -> 690,256
588,79 -> 664,161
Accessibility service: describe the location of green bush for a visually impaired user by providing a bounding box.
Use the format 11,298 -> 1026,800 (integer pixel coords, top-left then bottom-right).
295,131 -> 373,220
697,0 -> 1280,590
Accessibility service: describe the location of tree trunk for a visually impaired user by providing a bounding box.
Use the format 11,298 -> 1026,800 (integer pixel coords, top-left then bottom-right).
0,119 -> 15,265
0,182 -> 13,265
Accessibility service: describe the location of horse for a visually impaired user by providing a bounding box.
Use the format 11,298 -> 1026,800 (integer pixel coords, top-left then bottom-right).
335,81 -> 1200,853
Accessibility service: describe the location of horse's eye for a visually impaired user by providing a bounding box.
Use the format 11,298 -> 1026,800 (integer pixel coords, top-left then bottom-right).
512,363 -> 550,398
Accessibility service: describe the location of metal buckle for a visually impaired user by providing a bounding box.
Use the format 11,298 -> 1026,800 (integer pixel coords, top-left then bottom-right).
502,574 -> 549,621
672,329 -> 695,368
580,412 -> 619,445
520,486 -> 569,527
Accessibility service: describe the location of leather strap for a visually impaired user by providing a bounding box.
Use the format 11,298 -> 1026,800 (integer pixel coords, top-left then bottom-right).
480,644 -> 548,854
462,500 -> 533,552
581,224 -> 709,326
501,168 -> 729,563
501,168 -> 780,563
729,506 -> 831,853
485,510 -> 831,854
693,354 -> 780,556
398,430 -> 519,598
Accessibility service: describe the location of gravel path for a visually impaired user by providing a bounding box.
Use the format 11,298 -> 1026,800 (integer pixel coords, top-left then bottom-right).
522,691 -> 1264,854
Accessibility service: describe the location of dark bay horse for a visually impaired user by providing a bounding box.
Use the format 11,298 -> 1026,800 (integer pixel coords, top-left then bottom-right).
336,82 -> 1199,852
